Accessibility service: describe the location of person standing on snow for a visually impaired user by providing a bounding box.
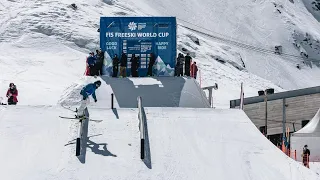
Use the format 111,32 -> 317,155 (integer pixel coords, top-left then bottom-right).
87,52 -> 97,76
76,80 -> 101,118
191,61 -> 198,79
112,54 -> 119,77
147,53 -> 156,76
6,83 -> 18,105
119,52 -> 127,77
302,145 -> 311,168
184,53 -> 192,76
130,54 -> 139,77
95,49 -> 104,76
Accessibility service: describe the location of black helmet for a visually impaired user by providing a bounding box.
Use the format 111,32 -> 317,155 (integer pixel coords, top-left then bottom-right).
94,80 -> 101,87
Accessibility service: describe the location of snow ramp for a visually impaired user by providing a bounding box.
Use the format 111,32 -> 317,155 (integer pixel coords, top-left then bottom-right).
60,76 -> 210,108
0,106 -> 319,179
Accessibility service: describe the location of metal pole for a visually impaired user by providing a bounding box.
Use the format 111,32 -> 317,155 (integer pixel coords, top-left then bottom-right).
208,88 -> 213,107
111,93 -> 114,109
137,96 -> 145,159
282,98 -> 286,147
264,90 -> 268,137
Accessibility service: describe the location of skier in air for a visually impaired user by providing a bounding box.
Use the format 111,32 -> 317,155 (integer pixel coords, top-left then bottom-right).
76,80 -> 101,118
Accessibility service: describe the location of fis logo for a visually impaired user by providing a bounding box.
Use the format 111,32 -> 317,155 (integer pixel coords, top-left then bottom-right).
128,22 -> 137,31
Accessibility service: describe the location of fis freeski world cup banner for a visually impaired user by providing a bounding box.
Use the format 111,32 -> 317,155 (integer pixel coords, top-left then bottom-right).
100,17 -> 177,77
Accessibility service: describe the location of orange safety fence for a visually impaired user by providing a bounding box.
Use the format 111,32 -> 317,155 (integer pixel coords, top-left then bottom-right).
286,149 -> 297,161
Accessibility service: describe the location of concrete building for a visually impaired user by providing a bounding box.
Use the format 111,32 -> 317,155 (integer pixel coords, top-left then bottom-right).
230,86 -> 320,146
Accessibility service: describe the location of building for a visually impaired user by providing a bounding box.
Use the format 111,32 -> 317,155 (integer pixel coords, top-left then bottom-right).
230,86 -> 320,146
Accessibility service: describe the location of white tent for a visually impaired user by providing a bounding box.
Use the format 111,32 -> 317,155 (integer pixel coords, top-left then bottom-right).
291,108 -> 320,162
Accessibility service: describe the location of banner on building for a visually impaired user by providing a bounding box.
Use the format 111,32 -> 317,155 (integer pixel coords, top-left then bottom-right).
100,17 -> 177,77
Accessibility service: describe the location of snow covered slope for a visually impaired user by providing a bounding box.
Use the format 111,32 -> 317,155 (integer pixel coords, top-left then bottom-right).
0,105 -> 319,179
1,0 -> 320,107
0,34 -> 86,105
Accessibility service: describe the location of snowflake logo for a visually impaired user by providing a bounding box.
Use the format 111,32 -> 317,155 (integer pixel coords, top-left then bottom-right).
128,22 -> 137,31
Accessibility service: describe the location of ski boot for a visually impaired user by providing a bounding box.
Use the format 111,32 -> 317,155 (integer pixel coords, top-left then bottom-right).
75,114 -> 86,122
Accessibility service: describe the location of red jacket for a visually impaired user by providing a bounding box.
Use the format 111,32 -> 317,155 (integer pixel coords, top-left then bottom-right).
6,88 -> 18,102
191,63 -> 198,77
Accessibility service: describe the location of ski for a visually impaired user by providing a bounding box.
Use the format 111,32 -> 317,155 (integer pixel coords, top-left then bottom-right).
59,116 -> 86,120
59,116 -> 102,122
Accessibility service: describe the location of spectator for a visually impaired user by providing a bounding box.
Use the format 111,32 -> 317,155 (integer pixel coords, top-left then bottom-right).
185,53 -> 192,76
112,54 -> 119,77
302,145 -> 310,168
147,53 -> 156,76
175,53 -> 181,76
175,53 -> 184,76
130,54 -> 139,77
119,52 -> 127,77
191,61 -> 198,79
87,52 -> 97,76
6,83 -> 18,105
95,49 -> 104,76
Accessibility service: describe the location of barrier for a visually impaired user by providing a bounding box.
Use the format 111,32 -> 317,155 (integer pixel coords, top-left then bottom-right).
202,84 -> 218,107
137,96 -> 146,159
111,93 -> 114,109
75,108 -> 88,156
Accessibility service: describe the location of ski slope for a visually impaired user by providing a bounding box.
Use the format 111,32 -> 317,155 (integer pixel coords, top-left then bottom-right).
1,0 -> 320,178
1,0 -> 320,107
0,105 -> 319,179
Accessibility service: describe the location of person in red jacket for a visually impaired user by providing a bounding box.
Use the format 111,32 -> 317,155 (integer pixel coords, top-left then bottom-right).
6,83 -> 18,105
191,61 -> 198,79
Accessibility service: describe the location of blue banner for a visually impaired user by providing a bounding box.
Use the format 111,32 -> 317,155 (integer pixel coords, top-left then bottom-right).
100,17 -> 177,77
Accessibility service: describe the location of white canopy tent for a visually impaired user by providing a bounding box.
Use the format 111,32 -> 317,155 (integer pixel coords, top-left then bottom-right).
291,108 -> 320,162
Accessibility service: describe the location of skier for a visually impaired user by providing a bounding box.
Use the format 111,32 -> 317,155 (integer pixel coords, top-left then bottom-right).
6,83 -> 18,105
184,53 -> 192,76
76,80 -> 101,118
302,145 -> 310,168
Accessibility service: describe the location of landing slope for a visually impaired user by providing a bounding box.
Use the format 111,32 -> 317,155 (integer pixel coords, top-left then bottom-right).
0,106 -> 318,179
144,108 -> 319,180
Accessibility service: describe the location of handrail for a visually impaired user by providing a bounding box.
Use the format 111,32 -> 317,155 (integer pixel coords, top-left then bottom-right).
137,96 -> 145,159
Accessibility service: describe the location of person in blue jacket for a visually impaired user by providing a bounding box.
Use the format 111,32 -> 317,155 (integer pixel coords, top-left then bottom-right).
87,52 -> 97,76
76,80 -> 101,117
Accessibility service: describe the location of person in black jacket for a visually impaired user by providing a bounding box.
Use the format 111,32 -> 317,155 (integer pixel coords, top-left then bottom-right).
184,53 -> 192,76
130,54 -> 139,77
175,53 -> 184,76
112,54 -> 119,77
302,145 -> 311,168
119,52 -> 127,77
95,49 -> 104,76
147,53 -> 156,76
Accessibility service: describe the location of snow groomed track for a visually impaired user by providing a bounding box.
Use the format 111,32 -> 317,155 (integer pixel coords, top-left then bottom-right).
0,105 -> 319,179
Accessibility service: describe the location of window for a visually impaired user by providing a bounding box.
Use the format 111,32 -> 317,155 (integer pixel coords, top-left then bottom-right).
302,120 -> 310,128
